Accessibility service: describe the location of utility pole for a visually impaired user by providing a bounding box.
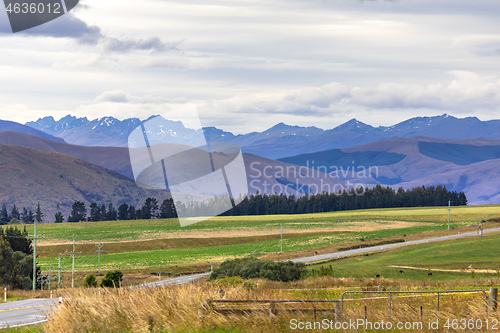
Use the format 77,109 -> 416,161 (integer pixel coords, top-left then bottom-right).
30,219 -> 44,291
96,243 -> 104,276
57,254 -> 63,289
280,223 -> 283,253
448,200 -> 451,230
33,218 -> 37,291
48,265 -> 52,291
66,235 -> 81,288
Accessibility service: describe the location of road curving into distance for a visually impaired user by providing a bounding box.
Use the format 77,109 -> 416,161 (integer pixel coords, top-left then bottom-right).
291,227 -> 500,263
3,226 -> 500,328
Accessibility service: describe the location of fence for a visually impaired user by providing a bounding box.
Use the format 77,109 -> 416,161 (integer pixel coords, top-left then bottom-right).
198,288 -> 497,321
199,299 -> 341,321
341,289 -> 489,320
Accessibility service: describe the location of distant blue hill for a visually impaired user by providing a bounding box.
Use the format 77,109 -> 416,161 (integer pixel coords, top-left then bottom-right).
279,149 -> 406,170
419,142 -> 500,165
0,119 -> 65,143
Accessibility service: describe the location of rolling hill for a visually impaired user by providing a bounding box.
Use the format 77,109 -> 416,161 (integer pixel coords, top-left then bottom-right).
0,131 -> 133,178
280,137 -> 500,205
0,144 -> 168,221
0,119 -> 65,143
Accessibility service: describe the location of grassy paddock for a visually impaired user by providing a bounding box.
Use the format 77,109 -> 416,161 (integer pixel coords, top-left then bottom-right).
28,205 -> 500,244
308,231 -> 500,281
26,205 -> 500,281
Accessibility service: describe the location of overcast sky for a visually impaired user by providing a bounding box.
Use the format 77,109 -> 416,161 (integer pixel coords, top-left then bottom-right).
1,0 -> 500,133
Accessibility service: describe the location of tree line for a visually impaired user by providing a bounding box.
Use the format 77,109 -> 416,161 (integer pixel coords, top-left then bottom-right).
0,185 -> 467,224
66,198 -> 178,222
0,202 -> 43,225
217,184 -> 467,217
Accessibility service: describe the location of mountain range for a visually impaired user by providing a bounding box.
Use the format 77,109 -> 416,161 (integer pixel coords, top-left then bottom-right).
0,113 -> 497,214
25,114 -> 500,159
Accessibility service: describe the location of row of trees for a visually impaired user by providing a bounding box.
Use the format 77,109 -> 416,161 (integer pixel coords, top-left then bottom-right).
66,198 -> 177,223
1,185 -> 467,224
218,185 -> 467,216
0,203 -> 43,225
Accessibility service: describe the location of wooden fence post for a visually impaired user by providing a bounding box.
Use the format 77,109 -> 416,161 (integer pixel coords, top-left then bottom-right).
269,302 -> 276,320
489,288 -> 498,311
334,300 -> 342,321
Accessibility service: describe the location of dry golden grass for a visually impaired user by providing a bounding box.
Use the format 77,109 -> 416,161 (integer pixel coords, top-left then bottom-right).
43,277 -> 500,332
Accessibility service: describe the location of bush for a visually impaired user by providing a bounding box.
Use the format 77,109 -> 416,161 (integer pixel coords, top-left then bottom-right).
100,271 -> 123,288
309,264 -> 334,278
209,258 -> 306,282
84,274 -> 98,288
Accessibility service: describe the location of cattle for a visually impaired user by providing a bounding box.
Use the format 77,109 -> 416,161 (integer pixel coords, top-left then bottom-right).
375,274 -> 381,278
428,272 -> 433,276
399,270 -> 404,274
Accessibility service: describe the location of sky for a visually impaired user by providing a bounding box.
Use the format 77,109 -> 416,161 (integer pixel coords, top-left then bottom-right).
1,0 -> 500,134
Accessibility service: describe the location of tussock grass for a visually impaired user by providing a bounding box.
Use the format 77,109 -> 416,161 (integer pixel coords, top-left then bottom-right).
44,277 -> 500,332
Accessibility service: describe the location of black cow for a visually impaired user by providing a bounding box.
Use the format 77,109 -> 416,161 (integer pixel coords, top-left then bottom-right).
399,270 -> 404,274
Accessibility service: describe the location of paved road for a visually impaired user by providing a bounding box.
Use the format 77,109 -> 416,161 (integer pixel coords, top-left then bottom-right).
0,299 -> 58,329
291,227 -> 500,263
6,227 -> 500,327
139,272 -> 212,288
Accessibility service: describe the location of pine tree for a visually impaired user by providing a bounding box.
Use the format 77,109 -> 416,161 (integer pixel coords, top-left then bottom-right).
118,203 -> 129,220
106,203 -> 117,221
1,204 -> 10,224
35,202 -> 43,223
11,205 -> 20,220
28,210 -> 35,224
68,201 -> 87,222
89,203 -> 101,222
54,204 -> 64,223
21,208 -> 29,224
100,205 -> 107,221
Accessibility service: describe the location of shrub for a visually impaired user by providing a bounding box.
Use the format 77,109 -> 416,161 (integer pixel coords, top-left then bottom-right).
209,258 -> 306,282
84,274 -> 98,288
100,271 -> 123,288
309,264 -> 334,278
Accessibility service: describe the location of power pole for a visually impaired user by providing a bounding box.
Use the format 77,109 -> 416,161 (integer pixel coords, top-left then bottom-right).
448,200 -> 451,230
66,235 -> 81,288
30,219 -> 44,291
48,265 -> 52,291
280,223 -> 283,253
96,243 -> 104,276
57,254 -> 63,289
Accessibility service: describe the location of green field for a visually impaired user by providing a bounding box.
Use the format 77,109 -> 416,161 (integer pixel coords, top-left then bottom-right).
28,205 -> 500,274
309,231 -> 500,281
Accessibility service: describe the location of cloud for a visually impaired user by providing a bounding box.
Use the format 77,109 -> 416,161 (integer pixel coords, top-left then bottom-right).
103,37 -> 180,53
95,90 -> 130,103
9,12 -> 103,44
194,71 -> 500,124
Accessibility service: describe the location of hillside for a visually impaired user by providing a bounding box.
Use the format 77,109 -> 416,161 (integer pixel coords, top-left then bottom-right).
0,131 -> 133,178
0,119 -> 65,143
280,137 -> 500,205
0,144 -> 167,220
0,132 -> 344,198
